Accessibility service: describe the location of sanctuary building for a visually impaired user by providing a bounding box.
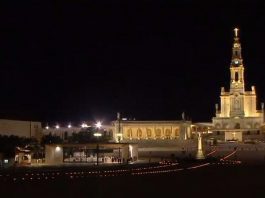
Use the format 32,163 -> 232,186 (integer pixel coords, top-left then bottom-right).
111,29 -> 265,143
212,28 -> 264,141
112,114 -> 192,143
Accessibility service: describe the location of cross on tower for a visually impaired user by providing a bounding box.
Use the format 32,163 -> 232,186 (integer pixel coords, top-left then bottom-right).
234,28 -> 239,37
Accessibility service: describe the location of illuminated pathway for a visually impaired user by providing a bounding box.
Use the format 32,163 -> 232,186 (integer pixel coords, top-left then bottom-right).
220,149 -> 237,160
205,147 -> 217,157
0,160 -> 241,183
0,148 -> 242,183
0,147 -> 241,183
0,147 -> 243,182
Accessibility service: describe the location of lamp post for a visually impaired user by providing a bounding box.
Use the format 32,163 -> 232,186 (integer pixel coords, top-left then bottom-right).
118,147 -> 121,163
94,121 -> 102,166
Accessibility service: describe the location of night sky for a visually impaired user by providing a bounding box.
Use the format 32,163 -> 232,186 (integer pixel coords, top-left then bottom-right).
1,1 -> 265,124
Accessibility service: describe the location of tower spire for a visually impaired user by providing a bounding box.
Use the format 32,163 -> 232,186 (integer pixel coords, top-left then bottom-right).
230,27 -> 245,93
231,27 -> 243,66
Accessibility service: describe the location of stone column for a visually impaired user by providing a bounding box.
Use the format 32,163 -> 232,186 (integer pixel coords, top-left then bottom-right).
196,132 -> 205,160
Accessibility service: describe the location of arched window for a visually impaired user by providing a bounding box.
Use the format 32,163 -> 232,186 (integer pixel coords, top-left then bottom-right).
175,129 -> 180,137
215,123 -> 221,129
127,129 -> 132,139
235,72 -> 239,81
146,129 -> 152,138
165,129 -> 172,139
137,129 -> 142,139
223,123 -> 229,129
235,123 -> 240,129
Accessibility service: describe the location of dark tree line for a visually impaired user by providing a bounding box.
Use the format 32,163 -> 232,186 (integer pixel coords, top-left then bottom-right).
41,127 -> 111,145
40,133 -> 63,145
67,127 -> 111,143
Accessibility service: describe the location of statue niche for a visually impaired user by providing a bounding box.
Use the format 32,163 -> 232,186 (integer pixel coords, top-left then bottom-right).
127,129 -> 132,139
155,129 -> 161,138
174,128 -> 180,137
137,128 -> 142,139
146,128 -> 152,138
165,129 -> 172,139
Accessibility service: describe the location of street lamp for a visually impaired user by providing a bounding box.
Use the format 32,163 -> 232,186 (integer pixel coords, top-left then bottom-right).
95,121 -> 102,129
94,121 -> 102,166
81,123 -> 88,128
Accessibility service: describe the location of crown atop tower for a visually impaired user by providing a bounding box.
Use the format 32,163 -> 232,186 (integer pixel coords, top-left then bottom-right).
231,27 -> 243,67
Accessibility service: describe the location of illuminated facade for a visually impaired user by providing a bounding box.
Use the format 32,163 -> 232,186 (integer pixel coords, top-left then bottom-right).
112,114 -> 192,142
213,28 -> 264,141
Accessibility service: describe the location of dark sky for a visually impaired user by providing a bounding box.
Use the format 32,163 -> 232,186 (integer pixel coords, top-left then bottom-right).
1,1 -> 265,124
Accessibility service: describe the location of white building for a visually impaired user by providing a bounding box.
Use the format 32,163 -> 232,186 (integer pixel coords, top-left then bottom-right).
213,28 -> 264,141
112,113 -> 192,143
0,119 -> 42,141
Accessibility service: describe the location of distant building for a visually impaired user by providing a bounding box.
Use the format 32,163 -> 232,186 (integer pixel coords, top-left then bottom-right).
0,119 -> 42,141
212,28 -> 264,141
42,122 -> 112,140
45,143 -> 138,165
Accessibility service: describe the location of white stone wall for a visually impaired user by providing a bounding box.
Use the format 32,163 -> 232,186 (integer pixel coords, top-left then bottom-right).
213,116 -> 263,130
0,119 -> 42,140
244,94 -> 257,117
220,95 -> 230,117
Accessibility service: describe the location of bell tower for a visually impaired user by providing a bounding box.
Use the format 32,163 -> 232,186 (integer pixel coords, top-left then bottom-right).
230,28 -> 245,94
229,28 -> 245,117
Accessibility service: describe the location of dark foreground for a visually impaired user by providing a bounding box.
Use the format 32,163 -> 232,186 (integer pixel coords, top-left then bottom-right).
1,163 -> 265,198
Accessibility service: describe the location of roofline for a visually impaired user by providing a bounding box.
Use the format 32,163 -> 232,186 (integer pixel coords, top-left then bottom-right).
46,142 -> 137,147
112,120 -> 191,124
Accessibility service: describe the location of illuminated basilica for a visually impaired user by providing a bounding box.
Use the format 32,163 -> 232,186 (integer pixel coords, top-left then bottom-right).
112,28 -> 265,143
39,28 -> 265,144
212,28 -> 264,141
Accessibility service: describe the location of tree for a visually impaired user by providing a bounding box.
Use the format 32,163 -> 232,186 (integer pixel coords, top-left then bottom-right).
41,133 -> 63,146
0,135 -> 37,158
